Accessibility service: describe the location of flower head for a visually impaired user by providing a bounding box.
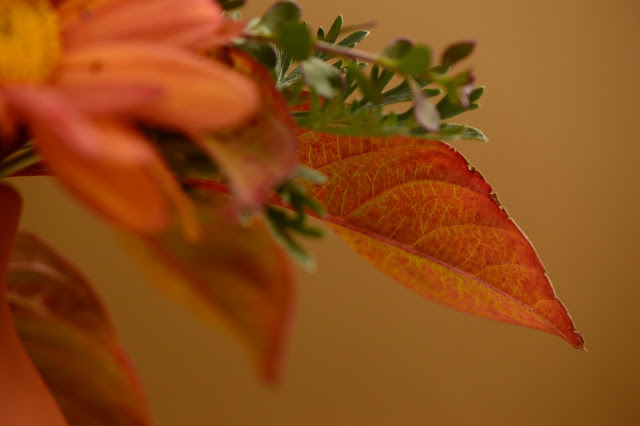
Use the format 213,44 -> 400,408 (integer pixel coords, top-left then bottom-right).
0,0 -> 260,236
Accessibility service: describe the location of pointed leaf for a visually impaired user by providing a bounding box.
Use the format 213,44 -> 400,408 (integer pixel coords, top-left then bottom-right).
121,193 -> 295,383
7,233 -> 151,426
296,131 -> 583,348
199,50 -> 298,210
0,186 -> 68,426
441,40 -> 476,68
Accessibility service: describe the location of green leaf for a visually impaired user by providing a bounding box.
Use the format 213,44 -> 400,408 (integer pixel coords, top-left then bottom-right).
382,79 -> 440,105
436,86 -> 484,119
278,21 -> 312,60
295,164 -> 327,185
302,57 -> 343,98
393,44 -> 431,77
325,15 -> 344,43
336,30 -> 370,48
238,41 -> 277,68
441,40 -> 476,67
438,123 -> 488,141
347,62 -> 381,103
370,64 -> 395,91
258,1 -> 302,33
382,38 -> 414,59
469,85 -> 485,103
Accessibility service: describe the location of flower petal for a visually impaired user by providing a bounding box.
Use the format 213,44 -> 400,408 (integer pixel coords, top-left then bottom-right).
56,43 -> 261,133
61,0 -> 226,50
3,86 -> 194,236
0,185 -> 68,426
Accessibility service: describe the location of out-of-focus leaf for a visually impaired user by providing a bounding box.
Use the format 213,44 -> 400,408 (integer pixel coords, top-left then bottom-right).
441,40 -> 476,68
0,186 -> 69,426
382,38 -> 414,59
199,50 -> 298,210
301,57 -> 343,98
296,130 -> 583,348
256,1 -> 302,34
391,45 -> 431,77
7,233 -> 151,426
436,85 -> 484,120
121,192 -> 295,383
237,40 -> 277,68
438,123 -> 488,142
278,22 -> 312,60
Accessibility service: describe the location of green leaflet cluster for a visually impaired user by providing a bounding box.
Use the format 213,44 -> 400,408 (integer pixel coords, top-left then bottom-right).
238,1 -> 487,141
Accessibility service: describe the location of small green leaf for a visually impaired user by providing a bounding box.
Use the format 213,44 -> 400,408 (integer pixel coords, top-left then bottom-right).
382,79 -> 439,105
266,207 -> 316,270
382,38 -> 414,59
469,85 -> 485,103
295,164 -> 327,184
302,57 -> 343,98
393,45 -> 431,77
439,123 -> 488,142
239,41 -> 277,68
278,21 -> 312,60
436,86 -> 483,119
370,64 -> 395,91
347,62 -> 381,103
336,30 -> 370,48
441,40 -> 476,67
259,1 -> 302,33
325,15 -> 344,43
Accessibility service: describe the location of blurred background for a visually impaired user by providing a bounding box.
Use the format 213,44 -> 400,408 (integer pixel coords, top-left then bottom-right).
9,0 -> 640,424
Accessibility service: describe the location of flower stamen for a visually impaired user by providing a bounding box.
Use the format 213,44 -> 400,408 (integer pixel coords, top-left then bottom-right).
0,0 -> 61,84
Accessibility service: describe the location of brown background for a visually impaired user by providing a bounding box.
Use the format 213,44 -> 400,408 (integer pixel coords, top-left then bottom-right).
8,0 -> 640,424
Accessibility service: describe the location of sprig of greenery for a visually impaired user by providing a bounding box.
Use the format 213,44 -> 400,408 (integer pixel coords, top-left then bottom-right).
265,166 -> 327,269
239,2 -> 486,142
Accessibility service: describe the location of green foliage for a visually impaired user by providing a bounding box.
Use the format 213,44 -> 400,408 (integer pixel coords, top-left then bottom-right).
264,167 -> 327,269
242,11 -> 485,142
278,22 -> 312,60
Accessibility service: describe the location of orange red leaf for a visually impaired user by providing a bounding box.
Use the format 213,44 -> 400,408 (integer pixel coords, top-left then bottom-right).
7,232 -> 152,426
297,130 -> 583,348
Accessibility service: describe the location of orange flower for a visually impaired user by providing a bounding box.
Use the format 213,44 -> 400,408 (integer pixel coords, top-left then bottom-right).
0,0 -> 260,236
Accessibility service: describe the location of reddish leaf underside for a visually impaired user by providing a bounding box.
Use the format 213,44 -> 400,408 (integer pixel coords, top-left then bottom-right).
121,192 -> 295,383
297,130 -> 583,348
7,233 -> 152,426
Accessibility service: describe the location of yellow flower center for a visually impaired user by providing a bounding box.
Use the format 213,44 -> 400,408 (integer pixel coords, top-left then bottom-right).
0,0 -> 60,84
